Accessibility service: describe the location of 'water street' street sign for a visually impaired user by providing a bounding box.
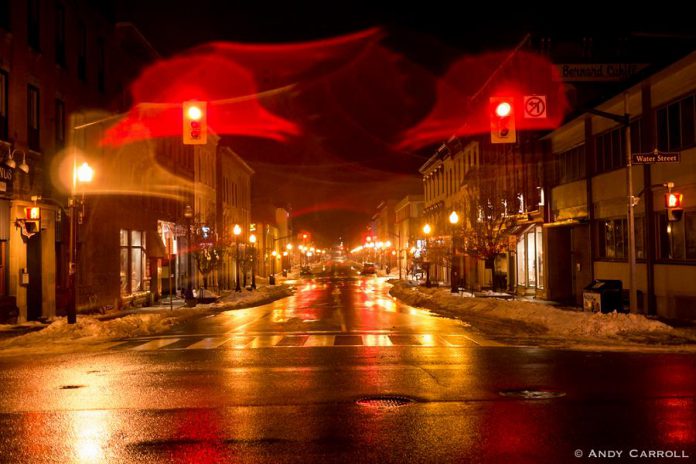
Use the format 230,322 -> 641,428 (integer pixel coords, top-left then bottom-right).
631,150 -> 680,164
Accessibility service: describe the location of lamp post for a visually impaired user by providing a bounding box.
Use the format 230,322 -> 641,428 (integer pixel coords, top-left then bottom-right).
285,243 -> 293,276
449,211 -> 460,293
67,161 -> 94,324
233,224 -> 242,292
249,233 -> 257,290
183,205 -> 194,301
423,223 -> 432,288
271,250 -> 277,280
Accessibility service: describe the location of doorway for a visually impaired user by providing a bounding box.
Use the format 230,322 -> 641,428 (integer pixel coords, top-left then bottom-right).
27,233 -> 43,320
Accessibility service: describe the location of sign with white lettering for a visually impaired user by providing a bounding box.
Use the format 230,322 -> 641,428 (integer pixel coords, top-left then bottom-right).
631,151 -> 681,164
556,63 -> 648,82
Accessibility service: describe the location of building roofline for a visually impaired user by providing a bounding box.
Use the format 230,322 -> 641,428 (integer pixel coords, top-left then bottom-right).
220,146 -> 255,175
115,22 -> 161,59
543,49 -> 696,141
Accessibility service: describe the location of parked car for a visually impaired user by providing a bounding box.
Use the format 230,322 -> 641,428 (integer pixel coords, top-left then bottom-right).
300,266 -> 312,276
361,262 -> 377,275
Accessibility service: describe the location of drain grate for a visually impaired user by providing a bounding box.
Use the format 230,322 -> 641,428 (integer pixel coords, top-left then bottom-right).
356,396 -> 415,408
499,389 -> 565,400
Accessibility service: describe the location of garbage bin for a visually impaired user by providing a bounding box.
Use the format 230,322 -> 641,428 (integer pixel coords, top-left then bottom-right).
583,280 -> 623,313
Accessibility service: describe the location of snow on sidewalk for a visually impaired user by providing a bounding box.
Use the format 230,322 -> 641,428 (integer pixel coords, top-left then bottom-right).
0,285 -> 293,357
389,281 -> 696,351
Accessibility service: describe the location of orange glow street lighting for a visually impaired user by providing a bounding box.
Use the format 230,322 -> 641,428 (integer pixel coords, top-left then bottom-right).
249,233 -> 257,290
423,223 -> 432,288
449,211 -> 460,293
68,161 -> 94,324
233,224 -> 242,292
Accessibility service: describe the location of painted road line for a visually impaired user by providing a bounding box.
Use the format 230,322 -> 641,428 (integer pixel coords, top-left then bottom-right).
363,334 -> 393,347
186,337 -> 231,350
276,335 -> 309,347
249,335 -> 285,348
131,338 -> 181,351
333,335 -> 363,346
414,334 -> 450,347
304,335 -> 335,347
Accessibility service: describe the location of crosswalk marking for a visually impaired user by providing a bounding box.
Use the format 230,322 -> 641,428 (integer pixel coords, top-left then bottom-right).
131,338 -> 181,351
185,337 -> 230,350
249,335 -> 284,348
304,335 -> 335,347
363,334 -> 393,347
110,333 -> 499,352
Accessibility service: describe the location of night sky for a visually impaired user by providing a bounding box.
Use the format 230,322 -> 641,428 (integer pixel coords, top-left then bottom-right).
110,1 -> 695,245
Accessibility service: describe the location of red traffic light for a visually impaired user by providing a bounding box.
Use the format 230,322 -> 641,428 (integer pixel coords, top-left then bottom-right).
666,192 -> 683,209
495,101 -> 512,118
489,97 -> 516,144
182,101 -> 207,145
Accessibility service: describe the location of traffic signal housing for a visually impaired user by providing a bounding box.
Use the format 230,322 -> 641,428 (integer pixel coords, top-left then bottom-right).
490,97 -> 517,144
24,207 -> 40,234
182,101 -> 207,145
666,192 -> 684,222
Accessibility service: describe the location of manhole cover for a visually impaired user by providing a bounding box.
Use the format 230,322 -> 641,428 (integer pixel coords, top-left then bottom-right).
59,385 -> 85,390
499,389 -> 565,399
356,396 -> 415,408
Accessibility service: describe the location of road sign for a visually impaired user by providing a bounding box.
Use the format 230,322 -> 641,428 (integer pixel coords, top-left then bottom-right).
631,150 -> 680,164
523,95 -> 547,119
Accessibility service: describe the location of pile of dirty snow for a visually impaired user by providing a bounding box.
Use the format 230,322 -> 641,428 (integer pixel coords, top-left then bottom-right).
390,281 -> 696,348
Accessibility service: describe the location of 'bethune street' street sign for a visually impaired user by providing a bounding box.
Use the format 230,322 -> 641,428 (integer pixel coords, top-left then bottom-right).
631,150 -> 681,164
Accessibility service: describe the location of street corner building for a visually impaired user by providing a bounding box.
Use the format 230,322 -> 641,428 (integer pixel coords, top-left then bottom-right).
0,0 -> 255,322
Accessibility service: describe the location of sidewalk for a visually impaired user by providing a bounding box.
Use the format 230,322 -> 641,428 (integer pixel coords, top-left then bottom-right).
0,284 -> 294,352
388,279 -> 696,352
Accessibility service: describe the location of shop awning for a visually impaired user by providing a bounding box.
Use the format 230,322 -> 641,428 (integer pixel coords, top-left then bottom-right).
543,218 -> 588,228
146,231 -> 168,258
508,223 -> 536,236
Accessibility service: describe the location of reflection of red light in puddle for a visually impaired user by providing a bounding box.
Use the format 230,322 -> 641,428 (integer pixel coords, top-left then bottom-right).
101,28 -> 383,147
659,398 -> 695,445
172,409 -> 225,463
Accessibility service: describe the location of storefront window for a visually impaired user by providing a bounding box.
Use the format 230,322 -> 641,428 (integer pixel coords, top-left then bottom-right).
527,230 -> 536,287
516,238 -> 526,286
535,226 -> 544,289
120,229 -> 147,294
658,212 -> 695,261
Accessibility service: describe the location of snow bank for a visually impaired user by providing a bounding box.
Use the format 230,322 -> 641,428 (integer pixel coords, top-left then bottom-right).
0,284 -> 294,356
390,281 -> 696,349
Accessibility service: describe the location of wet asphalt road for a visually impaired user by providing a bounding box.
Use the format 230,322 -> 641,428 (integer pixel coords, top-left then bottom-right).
0,264 -> 694,463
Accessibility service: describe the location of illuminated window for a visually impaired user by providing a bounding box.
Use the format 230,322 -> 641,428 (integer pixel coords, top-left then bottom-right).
120,229 -> 148,295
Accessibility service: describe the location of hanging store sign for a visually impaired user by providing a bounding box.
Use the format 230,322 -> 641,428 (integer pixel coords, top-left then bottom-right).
0,166 -> 13,195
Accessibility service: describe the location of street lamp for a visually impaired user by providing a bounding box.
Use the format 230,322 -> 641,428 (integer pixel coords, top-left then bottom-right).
183,205 -> 194,302
422,223 -> 432,288
249,233 -> 257,290
67,161 -> 94,324
271,250 -> 277,280
5,148 -> 30,173
449,211 -> 459,293
233,224 -> 242,292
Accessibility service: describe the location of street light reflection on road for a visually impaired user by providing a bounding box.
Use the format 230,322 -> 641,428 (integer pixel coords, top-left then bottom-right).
72,410 -> 111,463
